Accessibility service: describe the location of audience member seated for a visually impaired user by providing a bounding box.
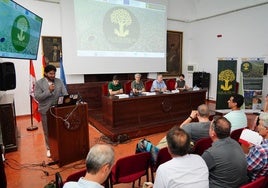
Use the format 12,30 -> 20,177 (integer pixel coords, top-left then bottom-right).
108,75 -> 123,96
157,104 -> 211,149
150,74 -> 167,92
224,94 -> 247,131
264,95 -> 268,112
148,127 -> 209,188
175,74 -> 189,90
131,73 -> 145,94
251,95 -> 268,131
63,144 -> 114,188
202,116 -> 248,187
243,112 -> 268,181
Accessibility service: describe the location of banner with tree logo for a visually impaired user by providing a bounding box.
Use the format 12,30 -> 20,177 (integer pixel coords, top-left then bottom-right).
241,58 -> 264,110
216,59 -> 237,109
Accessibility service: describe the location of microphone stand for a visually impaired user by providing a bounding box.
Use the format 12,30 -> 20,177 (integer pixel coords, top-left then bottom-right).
27,96 -> 38,131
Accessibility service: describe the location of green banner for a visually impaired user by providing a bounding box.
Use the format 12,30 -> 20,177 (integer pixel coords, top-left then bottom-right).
241,59 -> 264,109
216,59 -> 237,109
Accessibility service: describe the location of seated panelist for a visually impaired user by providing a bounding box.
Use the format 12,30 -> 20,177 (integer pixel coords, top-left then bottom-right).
131,73 -> 145,94
108,75 -> 123,96
150,74 -> 167,92
175,74 -> 189,90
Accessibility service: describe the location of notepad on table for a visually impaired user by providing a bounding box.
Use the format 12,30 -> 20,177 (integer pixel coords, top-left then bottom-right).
239,129 -> 262,146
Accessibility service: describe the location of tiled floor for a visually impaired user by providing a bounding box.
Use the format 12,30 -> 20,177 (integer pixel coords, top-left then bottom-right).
4,115 -> 166,188
4,101 -> 256,187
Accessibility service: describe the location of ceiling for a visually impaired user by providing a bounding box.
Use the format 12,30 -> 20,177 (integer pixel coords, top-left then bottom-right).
168,0 -> 268,22
35,0 -> 268,22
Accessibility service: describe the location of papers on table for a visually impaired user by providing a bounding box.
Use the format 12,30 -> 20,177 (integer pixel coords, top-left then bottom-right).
171,90 -> 180,93
239,129 -> 262,146
142,92 -> 156,96
115,94 -> 129,99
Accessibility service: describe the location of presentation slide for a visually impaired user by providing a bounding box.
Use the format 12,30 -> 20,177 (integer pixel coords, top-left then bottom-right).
74,0 -> 165,58
61,0 -> 167,74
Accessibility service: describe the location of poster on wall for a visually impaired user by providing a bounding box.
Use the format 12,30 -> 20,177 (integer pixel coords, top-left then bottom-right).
216,59 -> 237,109
241,58 -> 264,110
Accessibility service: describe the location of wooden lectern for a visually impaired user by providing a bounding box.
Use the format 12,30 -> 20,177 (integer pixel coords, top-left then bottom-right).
47,103 -> 89,167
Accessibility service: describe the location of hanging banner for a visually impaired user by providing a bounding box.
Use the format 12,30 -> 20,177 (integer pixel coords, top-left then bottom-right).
241,58 -> 264,110
216,59 -> 237,109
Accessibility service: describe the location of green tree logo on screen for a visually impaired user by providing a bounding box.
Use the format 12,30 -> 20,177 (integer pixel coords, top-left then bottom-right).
111,9 -> 132,37
11,15 -> 30,51
104,7 -> 139,49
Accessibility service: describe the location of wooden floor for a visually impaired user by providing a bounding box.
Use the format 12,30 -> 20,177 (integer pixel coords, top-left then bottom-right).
4,101 -> 256,188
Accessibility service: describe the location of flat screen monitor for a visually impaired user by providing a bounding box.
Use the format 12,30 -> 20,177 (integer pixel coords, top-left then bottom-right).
0,0 -> 43,60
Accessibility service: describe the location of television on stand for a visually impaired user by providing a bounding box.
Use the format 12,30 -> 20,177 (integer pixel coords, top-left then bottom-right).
0,0 -> 43,60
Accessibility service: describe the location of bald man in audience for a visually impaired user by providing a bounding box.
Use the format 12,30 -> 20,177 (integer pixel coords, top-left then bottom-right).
157,104 -> 211,148
152,127 -> 209,188
202,116 -> 248,187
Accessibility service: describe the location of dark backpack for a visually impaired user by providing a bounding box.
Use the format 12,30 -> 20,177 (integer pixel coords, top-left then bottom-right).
136,138 -> 159,166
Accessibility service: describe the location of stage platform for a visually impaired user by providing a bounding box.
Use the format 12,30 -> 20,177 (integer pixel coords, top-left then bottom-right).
88,90 -> 207,142
88,108 -> 178,143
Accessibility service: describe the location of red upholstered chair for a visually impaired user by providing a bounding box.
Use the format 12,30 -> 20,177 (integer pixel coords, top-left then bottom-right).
65,168 -> 87,182
110,152 -> 151,188
230,128 -> 245,144
124,80 -> 132,94
240,176 -> 266,188
166,79 -> 176,90
151,147 -> 172,182
145,80 -> 153,92
102,82 -> 109,96
191,137 -> 212,156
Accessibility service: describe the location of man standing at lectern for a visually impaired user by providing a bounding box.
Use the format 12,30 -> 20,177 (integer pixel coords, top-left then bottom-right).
34,65 -> 68,157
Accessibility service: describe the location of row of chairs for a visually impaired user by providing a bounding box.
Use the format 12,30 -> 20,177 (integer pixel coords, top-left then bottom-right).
55,149 -> 171,188
240,175 -> 268,188
102,79 -> 177,95
55,127 -> 247,188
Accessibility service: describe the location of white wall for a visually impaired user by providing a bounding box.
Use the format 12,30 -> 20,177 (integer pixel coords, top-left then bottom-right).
1,0 -> 268,115
186,4 -> 268,100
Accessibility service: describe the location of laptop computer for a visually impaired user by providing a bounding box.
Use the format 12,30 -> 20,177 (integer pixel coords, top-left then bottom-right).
56,94 -> 79,107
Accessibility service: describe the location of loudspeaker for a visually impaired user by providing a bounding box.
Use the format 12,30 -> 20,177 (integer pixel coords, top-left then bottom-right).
0,62 -> 16,91
193,72 -> 210,88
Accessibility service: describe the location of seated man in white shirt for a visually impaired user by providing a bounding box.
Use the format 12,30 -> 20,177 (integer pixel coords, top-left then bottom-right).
150,127 -> 209,188
224,94 -> 247,131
